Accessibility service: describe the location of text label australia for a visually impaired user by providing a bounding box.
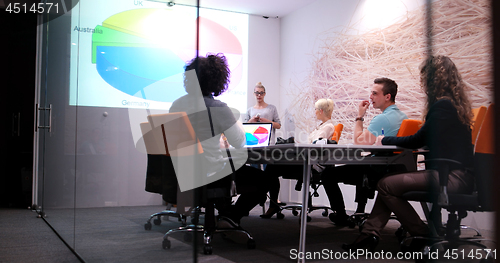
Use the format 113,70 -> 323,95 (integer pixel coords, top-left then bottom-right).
74,26 -> 103,34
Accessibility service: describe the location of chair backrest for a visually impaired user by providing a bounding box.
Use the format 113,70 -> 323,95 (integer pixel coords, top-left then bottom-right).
473,104 -> 494,210
145,112 -> 203,157
332,123 -> 343,142
142,112 -> 206,209
396,119 -> 423,137
471,106 -> 487,145
475,104 -> 494,155
140,121 -> 167,155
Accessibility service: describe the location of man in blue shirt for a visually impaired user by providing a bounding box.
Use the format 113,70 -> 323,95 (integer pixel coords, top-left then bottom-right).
322,78 -> 408,226
354,78 -> 408,144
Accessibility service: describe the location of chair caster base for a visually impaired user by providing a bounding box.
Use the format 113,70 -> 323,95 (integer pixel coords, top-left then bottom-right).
203,244 -> 213,255
162,239 -> 171,249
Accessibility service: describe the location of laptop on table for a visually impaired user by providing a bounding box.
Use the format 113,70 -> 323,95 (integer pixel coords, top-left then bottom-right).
242,122 -> 273,148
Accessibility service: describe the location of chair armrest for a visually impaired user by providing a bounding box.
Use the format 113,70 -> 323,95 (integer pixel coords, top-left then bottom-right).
418,158 -> 464,206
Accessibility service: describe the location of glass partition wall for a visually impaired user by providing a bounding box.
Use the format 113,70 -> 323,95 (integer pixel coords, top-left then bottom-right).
34,0 -> 218,261
35,3 -> 77,249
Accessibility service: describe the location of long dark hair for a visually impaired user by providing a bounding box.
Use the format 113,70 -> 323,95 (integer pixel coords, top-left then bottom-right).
184,53 -> 230,96
420,55 -> 472,126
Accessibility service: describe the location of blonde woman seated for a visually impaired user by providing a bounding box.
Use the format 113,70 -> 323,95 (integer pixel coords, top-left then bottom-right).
261,98 -> 335,218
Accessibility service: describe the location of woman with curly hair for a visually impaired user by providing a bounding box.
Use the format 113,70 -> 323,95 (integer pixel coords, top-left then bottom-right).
170,54 -> 269,240
342,55 -> 474,251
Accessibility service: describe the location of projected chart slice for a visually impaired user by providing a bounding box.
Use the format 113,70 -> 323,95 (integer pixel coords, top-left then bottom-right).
91,8 -> 244,104
96,46 -> 187,101
198,17 -> 242,54
245,126 -> 270,145
92,25 -> 157,63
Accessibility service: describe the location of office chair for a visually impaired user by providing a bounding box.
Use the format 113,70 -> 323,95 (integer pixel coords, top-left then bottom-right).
471,105 -> 487,145
348,119 -> 423,229
144,156 -> 186,229
332,123 -> 343,142
396,119 -> 423,137
279,123 -> 344,222
142,112 -> 255,254
392,109 -> 486,239
400,104 -> 495,260
141,121 -> 190,229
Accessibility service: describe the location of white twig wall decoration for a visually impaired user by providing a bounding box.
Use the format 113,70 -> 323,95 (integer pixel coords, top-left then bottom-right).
288,0 -> 492,144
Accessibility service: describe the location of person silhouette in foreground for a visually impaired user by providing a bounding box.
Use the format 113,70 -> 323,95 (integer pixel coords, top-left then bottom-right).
170,53 -> 269,243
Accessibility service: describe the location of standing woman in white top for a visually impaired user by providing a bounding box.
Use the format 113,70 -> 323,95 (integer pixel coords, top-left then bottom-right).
261,98 -> 335,218
245,82 -> 281,144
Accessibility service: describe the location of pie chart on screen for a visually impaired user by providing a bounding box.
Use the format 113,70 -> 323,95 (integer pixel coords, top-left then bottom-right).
245,126 -> 270,146
91,8 -> 243,103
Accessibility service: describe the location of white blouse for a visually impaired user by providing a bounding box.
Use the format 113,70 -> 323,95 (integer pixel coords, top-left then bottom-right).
307,119 -> 335,143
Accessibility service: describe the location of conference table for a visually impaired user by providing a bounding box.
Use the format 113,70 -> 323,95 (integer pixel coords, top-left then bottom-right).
246,143 -> 418,263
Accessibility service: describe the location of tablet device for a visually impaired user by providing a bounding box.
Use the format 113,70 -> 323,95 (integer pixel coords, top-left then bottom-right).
242,122 -> 273,148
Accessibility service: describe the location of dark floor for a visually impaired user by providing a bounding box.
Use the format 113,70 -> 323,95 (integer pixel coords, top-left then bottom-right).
0,208 -> 81,263
0,205 -> 496,262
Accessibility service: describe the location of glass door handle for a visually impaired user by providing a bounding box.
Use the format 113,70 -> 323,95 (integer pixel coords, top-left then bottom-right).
36,104 -> 52,132
12,112 -> 21,137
